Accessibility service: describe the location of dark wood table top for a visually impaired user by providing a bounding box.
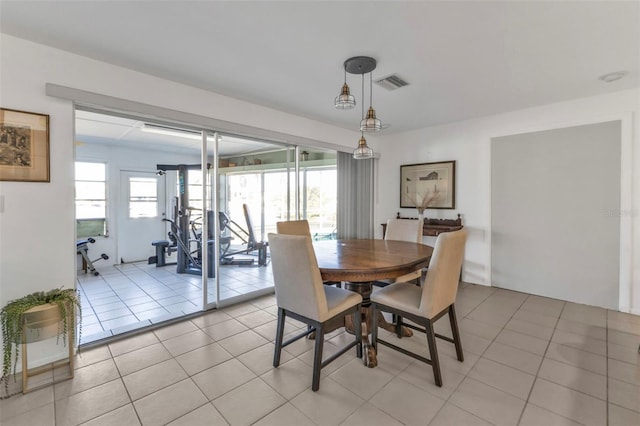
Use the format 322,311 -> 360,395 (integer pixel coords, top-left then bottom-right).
314,239 -> 433,282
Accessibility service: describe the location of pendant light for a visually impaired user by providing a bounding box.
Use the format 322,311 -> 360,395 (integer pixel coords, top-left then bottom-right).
335,56 -> 380,159
360,72 -> 382,132
334,68 -> 356,109
352,73 -> 374,159
353,132 -> 374,159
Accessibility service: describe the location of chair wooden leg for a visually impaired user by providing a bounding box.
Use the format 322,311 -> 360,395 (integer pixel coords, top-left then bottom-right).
395,315 -> 403,338
312,323 -> 324,391
273,308 -> 286,367
425,319 -> 442,387
449,304 -> 464,362
353,306 -> 363,358
371,304 -> 378,351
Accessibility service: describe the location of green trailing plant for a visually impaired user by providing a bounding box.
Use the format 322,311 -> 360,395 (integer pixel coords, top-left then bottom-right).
1,287 -> 81,395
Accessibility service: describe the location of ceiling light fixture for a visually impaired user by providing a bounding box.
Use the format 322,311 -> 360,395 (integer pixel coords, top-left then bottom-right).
360,72 -> 382,132
352,72 -> 374,159
353,133 -> 374,159
334,67 -> 356,109
335,56 -> 380,159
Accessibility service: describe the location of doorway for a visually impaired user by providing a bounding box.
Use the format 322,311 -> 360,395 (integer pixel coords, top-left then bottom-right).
117,170 -> 166,263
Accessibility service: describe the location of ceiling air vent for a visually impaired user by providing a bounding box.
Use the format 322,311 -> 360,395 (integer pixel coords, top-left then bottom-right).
375,74 -> 409,91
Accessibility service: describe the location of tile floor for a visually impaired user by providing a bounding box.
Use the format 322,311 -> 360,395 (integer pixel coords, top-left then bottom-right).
77,258 -> 274,343
1,283 -> 639,425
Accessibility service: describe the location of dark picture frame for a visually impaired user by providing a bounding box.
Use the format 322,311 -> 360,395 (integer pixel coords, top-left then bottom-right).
0,108 -> 50,182
400,160 -> 456,209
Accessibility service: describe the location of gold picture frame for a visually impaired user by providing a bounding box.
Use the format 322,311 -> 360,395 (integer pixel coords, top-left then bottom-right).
400,161 -> 456,209
0,108 -> 50,182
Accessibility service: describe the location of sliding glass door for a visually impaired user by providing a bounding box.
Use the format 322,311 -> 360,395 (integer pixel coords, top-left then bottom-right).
74,106 -> 338,342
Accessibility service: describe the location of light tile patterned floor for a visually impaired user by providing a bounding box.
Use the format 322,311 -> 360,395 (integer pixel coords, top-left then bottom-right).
2,283 -> 639,426
77,259 -> 274,343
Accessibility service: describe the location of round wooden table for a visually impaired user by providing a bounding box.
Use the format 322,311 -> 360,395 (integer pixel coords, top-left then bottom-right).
313,239 -> 433,367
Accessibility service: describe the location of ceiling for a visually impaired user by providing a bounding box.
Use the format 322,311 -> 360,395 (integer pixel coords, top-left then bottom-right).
1,1 -> 638,140
74,109 -> 286,157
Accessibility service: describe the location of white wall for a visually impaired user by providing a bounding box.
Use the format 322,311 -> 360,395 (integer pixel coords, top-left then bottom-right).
373,88 -> 639,314
0,34 -> 363,368
492,122 -> 621,309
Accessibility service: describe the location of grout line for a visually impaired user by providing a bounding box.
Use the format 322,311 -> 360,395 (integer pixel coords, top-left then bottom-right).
513,297 -> 564,426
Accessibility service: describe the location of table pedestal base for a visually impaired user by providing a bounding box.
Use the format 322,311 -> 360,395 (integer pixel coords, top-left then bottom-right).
342,282 -> 414,367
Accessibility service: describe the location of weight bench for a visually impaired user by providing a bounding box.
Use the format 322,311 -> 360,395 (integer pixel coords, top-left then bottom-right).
76,238 -> 109,276
149,231 -> 178,267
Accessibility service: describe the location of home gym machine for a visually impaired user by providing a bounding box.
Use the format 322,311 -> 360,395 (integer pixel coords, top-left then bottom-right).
151,163 -> 218,278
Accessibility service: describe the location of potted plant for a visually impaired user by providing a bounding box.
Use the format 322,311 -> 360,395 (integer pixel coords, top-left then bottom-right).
1,287 -> 81,395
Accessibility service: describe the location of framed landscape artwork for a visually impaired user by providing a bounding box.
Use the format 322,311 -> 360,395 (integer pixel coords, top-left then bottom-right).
0,108 -> 50,182
400,161 -> 456,209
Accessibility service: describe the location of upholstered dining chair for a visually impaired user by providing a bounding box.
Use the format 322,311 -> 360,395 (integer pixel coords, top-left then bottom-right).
268,233 -> 363,391
276,219 -> 311,236
370,229 -> 467,387
381,218 -> 424,285
277,220 -> 341,287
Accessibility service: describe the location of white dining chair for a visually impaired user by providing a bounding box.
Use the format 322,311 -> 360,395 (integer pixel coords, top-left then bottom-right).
268,233 -> 363,391
382,218 -> 424,285
276,219 -> 311,236
276,220 -> 342,288
370,229 -> 467,387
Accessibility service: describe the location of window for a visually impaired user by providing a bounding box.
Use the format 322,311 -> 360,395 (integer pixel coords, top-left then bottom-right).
226,166 -> 337,240
303,168 -> 337,239
75,162 -> 107,237
129,177 -> 158,218
186,169 -> 204,212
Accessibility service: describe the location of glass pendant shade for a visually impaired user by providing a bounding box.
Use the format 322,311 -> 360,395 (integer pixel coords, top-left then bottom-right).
334,83 -> 356,110
353,135 -> 374,159
360,106 -> 382,132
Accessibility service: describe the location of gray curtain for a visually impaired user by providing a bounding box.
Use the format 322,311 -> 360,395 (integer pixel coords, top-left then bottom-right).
337,152 -> 375,239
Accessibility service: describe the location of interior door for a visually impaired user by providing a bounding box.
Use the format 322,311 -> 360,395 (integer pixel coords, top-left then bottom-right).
117,170 -> 166,263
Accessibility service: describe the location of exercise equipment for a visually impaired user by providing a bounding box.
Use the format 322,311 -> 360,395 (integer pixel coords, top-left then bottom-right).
152,164 -> 219,277
219,204 -> 268,266
148,232 -> 178,267
76,238 -> 109,276
151,164 -> 267,276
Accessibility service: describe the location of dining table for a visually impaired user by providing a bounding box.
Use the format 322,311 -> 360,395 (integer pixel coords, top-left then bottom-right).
313,239 -> 433,367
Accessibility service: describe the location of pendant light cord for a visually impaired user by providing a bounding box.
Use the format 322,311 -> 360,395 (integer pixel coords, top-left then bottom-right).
361,73 -> 365,120
369,72 -> 373,108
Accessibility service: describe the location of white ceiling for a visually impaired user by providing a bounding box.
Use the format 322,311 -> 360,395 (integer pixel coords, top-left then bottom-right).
74,109 -> 284,156
1,0 -> 639,139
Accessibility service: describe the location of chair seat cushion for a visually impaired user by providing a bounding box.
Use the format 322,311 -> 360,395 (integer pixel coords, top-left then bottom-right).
371,282 -> 423,317
322,286 -> 362,322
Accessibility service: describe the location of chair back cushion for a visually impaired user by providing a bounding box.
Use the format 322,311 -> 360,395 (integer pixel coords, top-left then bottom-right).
267,233 -> 327,320
420,229 -> 467,318
385,218 -> 422,243
276,220 -> 311,237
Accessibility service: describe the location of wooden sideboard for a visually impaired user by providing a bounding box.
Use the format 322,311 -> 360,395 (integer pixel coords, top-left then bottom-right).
382,213 -> 463,237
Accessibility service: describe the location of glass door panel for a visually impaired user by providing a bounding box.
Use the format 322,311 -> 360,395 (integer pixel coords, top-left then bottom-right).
214,138 -> 291,306
263,171 -> 289,234
298,147 -> 337,240
203,132 -> 217,310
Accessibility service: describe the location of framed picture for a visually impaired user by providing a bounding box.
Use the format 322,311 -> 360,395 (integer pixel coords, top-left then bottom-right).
0,108 -> 50,182
400,160 -> 456,209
